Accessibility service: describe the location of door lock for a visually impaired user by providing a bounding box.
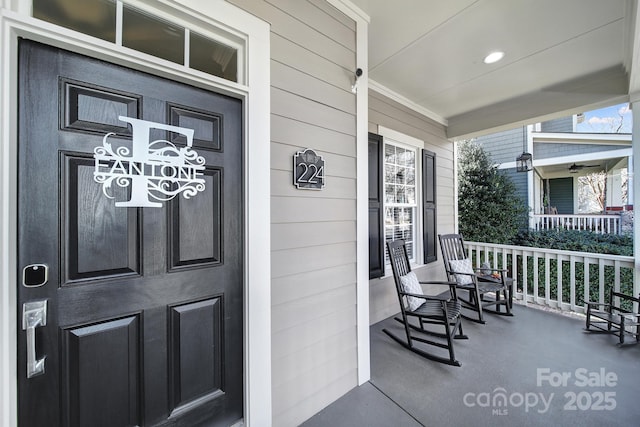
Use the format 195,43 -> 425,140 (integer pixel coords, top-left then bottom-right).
23,264 -> 48,287
22,300 -> 47,378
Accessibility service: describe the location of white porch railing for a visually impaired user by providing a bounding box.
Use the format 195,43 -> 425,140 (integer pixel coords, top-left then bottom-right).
464,241 -> 636,314
531,214 -> 620,234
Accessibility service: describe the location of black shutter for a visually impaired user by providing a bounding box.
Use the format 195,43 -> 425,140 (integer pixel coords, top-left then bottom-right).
368,133 -> 384,278
423,149 -> 437,263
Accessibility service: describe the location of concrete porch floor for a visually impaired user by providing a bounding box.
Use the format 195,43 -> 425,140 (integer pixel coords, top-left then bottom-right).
302,304 -> 640,427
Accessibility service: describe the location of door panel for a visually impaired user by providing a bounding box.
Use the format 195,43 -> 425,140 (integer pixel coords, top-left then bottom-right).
18,39 -> 243,426
63,153 -> 141,283
61,315 -> 142,427
168,297 -> 223,411
169,167 -> 222,269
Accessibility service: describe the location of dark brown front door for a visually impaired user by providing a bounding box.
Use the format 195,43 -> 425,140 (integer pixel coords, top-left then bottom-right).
17,39 -> 243,426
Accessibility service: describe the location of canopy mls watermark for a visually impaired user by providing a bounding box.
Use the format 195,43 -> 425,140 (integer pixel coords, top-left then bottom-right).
94,116 -> 206,207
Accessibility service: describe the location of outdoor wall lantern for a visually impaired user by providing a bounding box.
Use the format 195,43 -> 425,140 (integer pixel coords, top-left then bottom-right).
516,152 -> 533,172
516,125 -> 532,172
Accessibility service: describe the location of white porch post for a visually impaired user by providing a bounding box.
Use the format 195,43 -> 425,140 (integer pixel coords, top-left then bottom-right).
526,125 -> 535,229
631,98 -> 640,300
628,155 -> 634,206
326,0 -> 371,386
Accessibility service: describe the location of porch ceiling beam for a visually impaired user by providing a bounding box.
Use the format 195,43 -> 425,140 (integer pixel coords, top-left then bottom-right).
626,0 -> 640,97
446,66 -> 630,140
532,148 -> 632,167
533,133 -> 631,145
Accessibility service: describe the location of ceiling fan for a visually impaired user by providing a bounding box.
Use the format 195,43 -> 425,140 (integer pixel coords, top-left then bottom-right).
568,163 -> 601,173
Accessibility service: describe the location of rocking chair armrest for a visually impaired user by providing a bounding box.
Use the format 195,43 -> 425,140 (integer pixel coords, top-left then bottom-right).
474,267 -> 508,272
449,271 -> 476,277
419,280 -> 459,298
400,291 -> 450,302
474,267 -> 507,277
585,300 -> 609,307
418,280 -> 458,286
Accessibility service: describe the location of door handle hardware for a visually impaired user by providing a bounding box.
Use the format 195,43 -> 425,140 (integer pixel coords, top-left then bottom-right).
22,300 -> 47,378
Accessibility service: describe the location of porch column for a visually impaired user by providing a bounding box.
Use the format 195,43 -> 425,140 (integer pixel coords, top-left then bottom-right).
631,98 -> 640,300
527,125 -> 535,230
628,155 -> 633,206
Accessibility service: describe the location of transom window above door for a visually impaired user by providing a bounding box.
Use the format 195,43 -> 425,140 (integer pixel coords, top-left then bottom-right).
33,0 -> 241,83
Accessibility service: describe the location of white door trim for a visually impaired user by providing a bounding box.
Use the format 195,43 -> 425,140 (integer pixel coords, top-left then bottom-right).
0,2 -> 271,425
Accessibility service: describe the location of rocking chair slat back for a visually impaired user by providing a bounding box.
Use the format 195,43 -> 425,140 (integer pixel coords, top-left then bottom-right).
438,233 -> 513,323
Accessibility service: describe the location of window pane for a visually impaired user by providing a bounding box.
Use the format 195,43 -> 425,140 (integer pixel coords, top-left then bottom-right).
190,32 -> 238,82
406,168 -> 415,186
402,149 -> 414,166
406,187 -> 415,204
385,185 -> 395,204
33,0 -> 116,42
123,5 -> 184,65
384,207 -> 415,263
385,165 -> 396,184
385,144 -> 396,161
396,185 -> 406,203
396,167 -> 407,184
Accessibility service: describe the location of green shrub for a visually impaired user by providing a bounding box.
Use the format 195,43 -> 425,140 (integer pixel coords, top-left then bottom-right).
513,229 -> 632,256
457,141 -> 528,244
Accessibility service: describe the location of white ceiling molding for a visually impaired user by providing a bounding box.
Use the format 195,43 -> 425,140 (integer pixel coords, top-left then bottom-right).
369,79 -> 448,126
326,0 -> 370,23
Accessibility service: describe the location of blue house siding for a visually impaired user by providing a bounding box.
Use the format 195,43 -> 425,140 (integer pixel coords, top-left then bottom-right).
540,116 -> 573,133
549,178 -> 574,214
475,127 -> 525,165
534,143 -> 628,160
503,168 -> 528,206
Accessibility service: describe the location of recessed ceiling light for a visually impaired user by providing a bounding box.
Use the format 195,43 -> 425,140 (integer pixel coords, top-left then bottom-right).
483,51 -> 505,64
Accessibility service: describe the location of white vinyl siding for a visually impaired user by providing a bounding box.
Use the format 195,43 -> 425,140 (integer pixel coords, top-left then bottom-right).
228,1 -> 357,426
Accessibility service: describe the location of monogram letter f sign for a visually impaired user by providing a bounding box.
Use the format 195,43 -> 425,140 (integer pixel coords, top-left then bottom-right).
94,116 -> 206,207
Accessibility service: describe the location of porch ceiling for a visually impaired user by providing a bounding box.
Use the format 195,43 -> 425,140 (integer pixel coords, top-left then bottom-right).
351,0 -> 639,139
536,157 -> 624,179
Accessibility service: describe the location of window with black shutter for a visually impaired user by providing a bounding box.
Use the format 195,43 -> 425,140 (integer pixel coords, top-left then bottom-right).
368,132 -> 438,279
368,133 -> 385,279
422,149 -> 437,263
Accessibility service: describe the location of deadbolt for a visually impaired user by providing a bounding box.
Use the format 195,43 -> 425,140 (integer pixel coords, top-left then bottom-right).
22,264 -> 48,287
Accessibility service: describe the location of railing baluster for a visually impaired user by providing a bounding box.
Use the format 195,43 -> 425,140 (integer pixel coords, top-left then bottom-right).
545,253 -> 551,306
599,259 -> 605,305
613,261 -> 621,309
463,241 -> 633,315
584,258 -> 591,308
533,252 -> 539,304
570,257 -> 576,311
557,254 -> 563,310
521,250 -> 527,305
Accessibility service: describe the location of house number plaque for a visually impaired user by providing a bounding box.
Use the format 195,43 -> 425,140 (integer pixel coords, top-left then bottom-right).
293,148 -> 325,190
